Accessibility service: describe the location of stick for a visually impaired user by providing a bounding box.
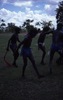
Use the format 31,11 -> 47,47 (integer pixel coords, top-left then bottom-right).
4,58 -> 12,66
4,50 -> 12,67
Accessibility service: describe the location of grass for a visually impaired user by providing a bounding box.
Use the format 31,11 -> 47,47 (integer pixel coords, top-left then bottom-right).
0,34 -> 52,80
0,33 -> 63,100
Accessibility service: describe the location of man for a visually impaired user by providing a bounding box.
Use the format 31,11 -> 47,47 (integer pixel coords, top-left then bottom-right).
6,26 -> 21,67
38,26 -> 50,65
16,27 -> 43,78
49,23 -> 63,73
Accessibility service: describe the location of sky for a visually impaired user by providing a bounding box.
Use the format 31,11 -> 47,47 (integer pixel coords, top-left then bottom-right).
0,0 -> 63,28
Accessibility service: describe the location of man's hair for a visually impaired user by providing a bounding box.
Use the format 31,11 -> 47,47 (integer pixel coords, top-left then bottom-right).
43,26 -> 50,32
29,27 -> 38,37
15,26 -> 21,33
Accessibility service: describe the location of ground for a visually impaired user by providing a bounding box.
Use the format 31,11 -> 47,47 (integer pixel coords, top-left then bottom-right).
0,34 -> 63,100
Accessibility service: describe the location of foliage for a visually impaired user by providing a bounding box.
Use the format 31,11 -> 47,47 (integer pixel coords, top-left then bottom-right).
0,19 -> 6,33
22,19 -> 34,33
1,1 -> 63,34
56,1 -> 63,24
36,20 -> 53,31
7,23 -> 16,33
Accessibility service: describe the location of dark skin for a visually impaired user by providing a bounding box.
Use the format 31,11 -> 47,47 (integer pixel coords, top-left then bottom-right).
38,27 -> 50,65
6,28 -> 20,67
17,33 -> 43,78
38,31 -> 46,64
56,30 -> 63,65
49,24 -> 63,73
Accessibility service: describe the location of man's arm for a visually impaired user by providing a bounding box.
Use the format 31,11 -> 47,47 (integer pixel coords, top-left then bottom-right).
17,38 -> 26,50
6,35 -> 13,51
6,38 -> 11,51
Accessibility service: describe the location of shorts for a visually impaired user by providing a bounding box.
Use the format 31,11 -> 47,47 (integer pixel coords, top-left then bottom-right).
51,43 -> 62,52
20,47 -> 32,57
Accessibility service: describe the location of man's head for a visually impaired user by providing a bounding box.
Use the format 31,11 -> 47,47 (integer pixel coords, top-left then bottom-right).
42,26 -> 50,34
15,27 -> 21,34
43,26 -> 50,32
29,27 -> 38,38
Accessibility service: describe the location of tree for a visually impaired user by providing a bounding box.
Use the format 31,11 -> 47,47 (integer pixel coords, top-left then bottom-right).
36,20 -> 53,30
0,19 -> 6,33
56,1 -> 63,24
22,19 -> 34,33
7,23 -> 16,33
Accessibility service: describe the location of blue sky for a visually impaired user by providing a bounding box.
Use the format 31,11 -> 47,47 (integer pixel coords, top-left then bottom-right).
0,0 -> 63,28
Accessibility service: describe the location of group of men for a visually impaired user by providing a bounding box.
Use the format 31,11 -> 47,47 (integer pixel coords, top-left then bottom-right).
6,23 -> 63,78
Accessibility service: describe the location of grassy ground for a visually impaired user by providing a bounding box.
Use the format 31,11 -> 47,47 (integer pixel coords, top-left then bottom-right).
0,34 -> 63,100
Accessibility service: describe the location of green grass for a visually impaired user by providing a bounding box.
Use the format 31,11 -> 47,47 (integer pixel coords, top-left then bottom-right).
0,34 -> 63,100
0,34 -> 62,80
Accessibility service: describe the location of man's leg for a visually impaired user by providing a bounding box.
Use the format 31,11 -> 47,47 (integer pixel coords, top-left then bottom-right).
13,51 -> 19,67
10,45 -> 19,67
28,54 -> 43,78
39,44 -> 46,65
22,55 -> 27,77
49,49 -> 55,74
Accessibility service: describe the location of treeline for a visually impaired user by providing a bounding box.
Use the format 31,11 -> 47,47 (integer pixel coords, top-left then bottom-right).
0,1 -> 63,34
